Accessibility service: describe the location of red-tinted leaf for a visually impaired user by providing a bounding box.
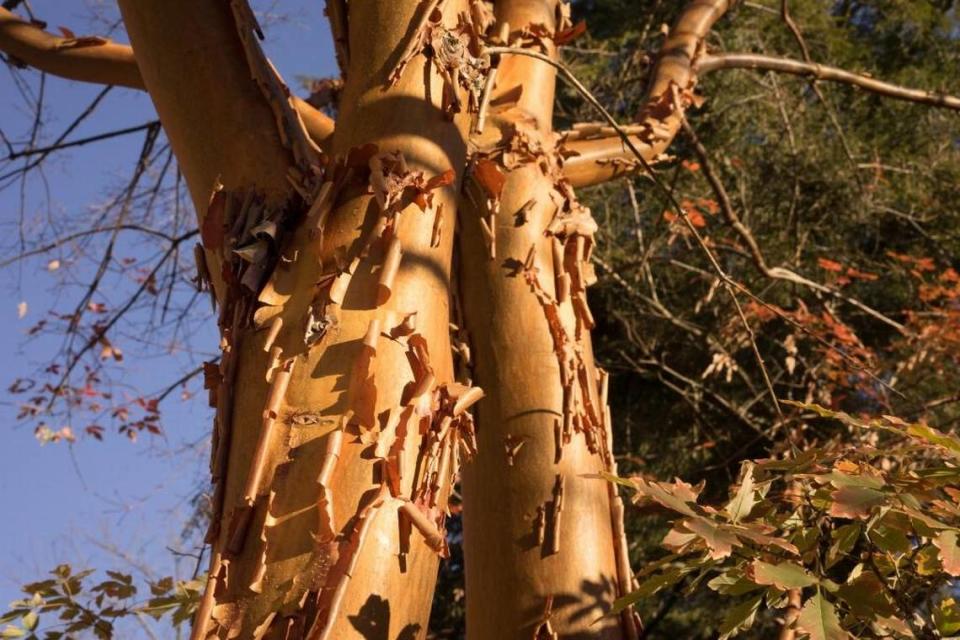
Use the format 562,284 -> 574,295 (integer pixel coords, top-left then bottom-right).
554,20 -> 587,45
818,257 -> 843,272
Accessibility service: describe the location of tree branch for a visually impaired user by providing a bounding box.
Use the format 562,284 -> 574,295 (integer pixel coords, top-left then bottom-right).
560,2 -> 960,188
694,52 -> 960,110
560,0 -> 732,188
0,7 -> 334,146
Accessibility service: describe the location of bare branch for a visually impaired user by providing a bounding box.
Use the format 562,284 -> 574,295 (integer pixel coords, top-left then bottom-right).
695,53 -> 960,111
677,108 -> 909,334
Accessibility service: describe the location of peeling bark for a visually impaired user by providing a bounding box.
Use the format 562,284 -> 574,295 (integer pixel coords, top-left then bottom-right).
457,1 -> 637,637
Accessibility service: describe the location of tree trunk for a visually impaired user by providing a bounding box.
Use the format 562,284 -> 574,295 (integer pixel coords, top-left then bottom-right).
458,1 -> 637,638
1,0 -> 727,637
122,1 -> 476,637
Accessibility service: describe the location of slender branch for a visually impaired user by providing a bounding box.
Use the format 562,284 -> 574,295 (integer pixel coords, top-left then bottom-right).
0,223 -> 180,269
6,120 -> 158,160
695,53 -> 960,110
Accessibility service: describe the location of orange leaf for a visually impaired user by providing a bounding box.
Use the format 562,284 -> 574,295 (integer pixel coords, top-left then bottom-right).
554,20 -> 587,45
818,257 -> 843,272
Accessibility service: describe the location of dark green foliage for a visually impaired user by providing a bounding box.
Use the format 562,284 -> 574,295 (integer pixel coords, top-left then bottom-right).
563,0 -> 960,636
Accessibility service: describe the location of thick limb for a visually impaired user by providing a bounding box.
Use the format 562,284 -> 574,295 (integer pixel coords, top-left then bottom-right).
0,7 -> 334,151
561,0 -> 731,188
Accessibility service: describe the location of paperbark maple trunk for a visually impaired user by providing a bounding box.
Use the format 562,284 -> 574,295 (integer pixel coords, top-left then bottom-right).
456,1 -> 638,638
1,0 -> 731,637
120,1 -> 474,638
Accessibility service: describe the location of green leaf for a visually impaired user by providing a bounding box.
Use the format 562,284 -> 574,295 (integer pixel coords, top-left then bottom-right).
835,571 -> 894,619
827,523 -> 861,568
934,597 -> 960,636
684,517 -> 740,560
904,422 -> 960,460
20,612 -> 36,633
868,520 -> 911,555
0,627 -> 24,639
752,560 -> 817,590
797,593 -> 849,640
717,592 -> 763,640
708,572 -> 763,596
820,470 -> 885,491
610,567 -> 687,614
726,461 -> 756,524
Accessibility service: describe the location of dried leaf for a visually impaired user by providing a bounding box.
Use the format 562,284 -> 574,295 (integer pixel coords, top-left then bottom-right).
934,530 -> 960,576
829,485 -> 884,519
726,461 -> 756,523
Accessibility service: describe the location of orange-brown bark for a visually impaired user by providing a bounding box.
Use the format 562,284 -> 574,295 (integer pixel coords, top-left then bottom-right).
116,1 -> 475,638
457,1 -> 637,638
561,0 -> 731,188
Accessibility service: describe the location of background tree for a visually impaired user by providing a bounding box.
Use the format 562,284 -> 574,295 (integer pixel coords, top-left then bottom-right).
0,0 -> 958,639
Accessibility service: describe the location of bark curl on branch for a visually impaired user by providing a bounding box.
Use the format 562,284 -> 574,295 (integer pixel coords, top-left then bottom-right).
561,0 -> 732,188
0,7 -> 335,147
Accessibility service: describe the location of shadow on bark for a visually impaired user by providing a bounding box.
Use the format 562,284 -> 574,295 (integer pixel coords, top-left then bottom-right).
348,594 -> 422,640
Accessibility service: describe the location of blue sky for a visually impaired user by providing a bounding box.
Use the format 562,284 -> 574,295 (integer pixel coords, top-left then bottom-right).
0,1 -> 337,633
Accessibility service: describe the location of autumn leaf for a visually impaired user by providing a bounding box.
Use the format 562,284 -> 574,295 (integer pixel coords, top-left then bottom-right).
751,560 -> 817,590
726,461 -> 756,523
17,301 -> 27,319
817,257 -> 843,272
797,593 -> 849,640
684,517 -> 740,560
554,19 -> 587,45
934,530 -> 960,577
829,485 -> 885,519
